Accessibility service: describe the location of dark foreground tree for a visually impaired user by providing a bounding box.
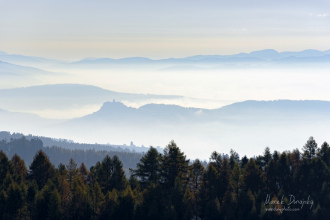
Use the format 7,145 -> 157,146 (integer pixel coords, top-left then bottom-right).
130,146 -> 162,188
302,136 -> 318,161
29,150 -> 55,189
161,141 -> 189,189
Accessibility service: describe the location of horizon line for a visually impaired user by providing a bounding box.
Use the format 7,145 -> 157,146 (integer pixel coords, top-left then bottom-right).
1,48 -> 329,62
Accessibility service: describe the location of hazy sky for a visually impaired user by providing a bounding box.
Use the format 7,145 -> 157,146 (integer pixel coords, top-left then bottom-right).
1,0 -> 329,60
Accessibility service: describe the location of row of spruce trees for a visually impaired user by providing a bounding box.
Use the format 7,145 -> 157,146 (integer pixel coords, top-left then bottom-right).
0,136 -> 143,173
0,137 -> 329,220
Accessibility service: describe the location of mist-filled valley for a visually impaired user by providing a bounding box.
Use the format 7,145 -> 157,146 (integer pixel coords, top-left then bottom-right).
0,49 -> 330,160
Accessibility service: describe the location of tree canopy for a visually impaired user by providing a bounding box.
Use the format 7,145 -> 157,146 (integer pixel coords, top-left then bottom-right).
0,137 -> 329,219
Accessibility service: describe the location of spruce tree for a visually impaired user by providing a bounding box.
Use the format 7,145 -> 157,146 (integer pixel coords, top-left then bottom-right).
111,155 -> 127,191
66,158 -> 78,189
302,136 -> 318,161
161,141 -> 189,189
130,146 -> 162,188
29,150 -> 55,189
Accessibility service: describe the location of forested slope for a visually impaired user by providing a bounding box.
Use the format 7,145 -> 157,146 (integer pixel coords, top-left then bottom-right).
0,137 -> 329,219
0,135 -> 143,172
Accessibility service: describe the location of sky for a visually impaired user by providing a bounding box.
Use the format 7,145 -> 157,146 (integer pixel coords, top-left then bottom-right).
1,0 -> 329,60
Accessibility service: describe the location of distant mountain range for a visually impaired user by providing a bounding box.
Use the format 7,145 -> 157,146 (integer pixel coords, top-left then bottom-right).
0,60 -> 55,76
70,49 -> 330,64
0,84 -> 186,118
1,49 -> 329,158
50,100 -> 330,159
1,49 -> 329,69
4,84 -> 328,125
1,99 -> 330,159
69,99 -> 330,124
64,49 -> 330,69
0,59 -> 68,89
0,84 -> 180,100
0,51 -> 64,68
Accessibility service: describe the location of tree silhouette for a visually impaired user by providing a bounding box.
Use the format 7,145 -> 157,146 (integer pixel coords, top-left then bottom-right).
243,158 -> 264,194
161,141 -> 189,189
0,151 -> 12,186
318,142 -> 330,167
188,159 -> 204,219
29,150 -> 55,189
11,154 -> 27,181
111,155 -> 127,191
66,158 -> 78,189
302,136 -> 318,161
130,146 -> 162,188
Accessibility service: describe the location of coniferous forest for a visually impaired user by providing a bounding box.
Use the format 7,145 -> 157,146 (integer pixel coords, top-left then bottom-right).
0,134 -> 143,175
0,137 -> 329,220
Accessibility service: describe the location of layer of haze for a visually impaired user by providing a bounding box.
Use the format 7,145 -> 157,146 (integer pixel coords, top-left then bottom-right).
1,0 -> 329,60
1,64 -> 330,118
42,67 -> 330,111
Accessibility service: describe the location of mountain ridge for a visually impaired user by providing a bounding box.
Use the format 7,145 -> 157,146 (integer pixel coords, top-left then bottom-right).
1,49 -> 329,64
72,99 -> 330,123
2,99 -> 330,159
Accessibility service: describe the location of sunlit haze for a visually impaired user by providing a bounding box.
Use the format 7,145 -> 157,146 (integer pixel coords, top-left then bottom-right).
1,0 -> 329,60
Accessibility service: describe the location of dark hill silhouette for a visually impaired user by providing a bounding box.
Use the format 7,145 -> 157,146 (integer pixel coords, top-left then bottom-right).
71,100 -> 330,123
2,100 -> 330,159
0,84 -> 184,114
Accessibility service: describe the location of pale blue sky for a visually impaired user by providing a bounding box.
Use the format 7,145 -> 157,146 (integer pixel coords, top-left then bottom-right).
0,0 -> 329,60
